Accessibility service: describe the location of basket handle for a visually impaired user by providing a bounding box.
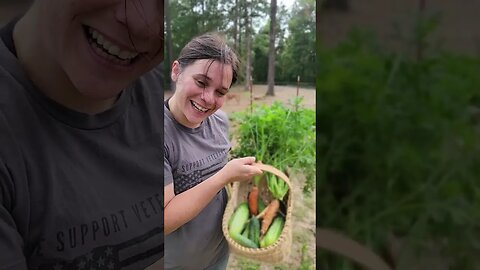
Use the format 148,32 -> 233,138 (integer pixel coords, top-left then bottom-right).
317,228 -> 393,270
252,163 -> 292,187
225,182 -> 233,199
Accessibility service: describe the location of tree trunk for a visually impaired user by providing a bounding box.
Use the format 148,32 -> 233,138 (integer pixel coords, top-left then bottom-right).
266,0 -> 277,96
165,0 -> 174,91
245,27 -> 252,91
233,0 -> 238,52
244,1 -> 251,91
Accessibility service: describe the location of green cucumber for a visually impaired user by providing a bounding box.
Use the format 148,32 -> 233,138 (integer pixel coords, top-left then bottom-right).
260,216 -> 285,248
242,221 -> 250,238
228,202 -> 250,236
248,217 -> 261,246
231,232 -> 259,248
258,198 -> 266,213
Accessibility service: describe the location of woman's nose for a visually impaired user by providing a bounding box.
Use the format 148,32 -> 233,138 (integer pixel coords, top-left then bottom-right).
201,88 -> 215,105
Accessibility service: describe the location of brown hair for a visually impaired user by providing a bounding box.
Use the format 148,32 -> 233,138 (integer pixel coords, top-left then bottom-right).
176,32 -> 240,86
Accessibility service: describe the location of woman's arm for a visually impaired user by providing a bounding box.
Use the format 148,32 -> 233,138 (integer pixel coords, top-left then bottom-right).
164,157 -> 262,235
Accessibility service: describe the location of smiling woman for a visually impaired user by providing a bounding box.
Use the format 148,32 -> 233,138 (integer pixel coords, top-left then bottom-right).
13,0 -> 163,110
163,33 -> 263,270
0,0 -> 164,269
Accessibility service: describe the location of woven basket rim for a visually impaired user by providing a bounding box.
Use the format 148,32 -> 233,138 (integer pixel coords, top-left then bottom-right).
222,163 -> 294,260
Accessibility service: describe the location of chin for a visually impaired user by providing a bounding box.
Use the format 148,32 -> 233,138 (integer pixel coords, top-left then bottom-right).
76,83 -> 125,100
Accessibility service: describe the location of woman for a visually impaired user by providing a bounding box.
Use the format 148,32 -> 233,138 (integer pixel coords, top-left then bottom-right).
164,33 -> 263,269
0,0 -> 164,269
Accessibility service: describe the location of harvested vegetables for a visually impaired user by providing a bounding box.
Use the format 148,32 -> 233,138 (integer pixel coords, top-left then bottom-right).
261,199 -> 280,235
227,171 -> 289,249
260,216 -> 285,248
248,186 -> 259,215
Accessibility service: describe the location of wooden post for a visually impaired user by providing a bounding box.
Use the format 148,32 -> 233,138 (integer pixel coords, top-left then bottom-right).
296,75 -> 300,97
296,75 -> 300,111
250,75 -> 253,114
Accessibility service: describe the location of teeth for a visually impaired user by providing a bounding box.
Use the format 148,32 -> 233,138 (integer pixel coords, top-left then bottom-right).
88,27 -> 139,60
192,101 -> 209,112
107,45 -> 120,56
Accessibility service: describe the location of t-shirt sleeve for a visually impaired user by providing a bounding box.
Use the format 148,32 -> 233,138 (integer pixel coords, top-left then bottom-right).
0,112 -> 27,269
216,110 -> 230,136
0,161 -> 27,270
164,144 -> 173,187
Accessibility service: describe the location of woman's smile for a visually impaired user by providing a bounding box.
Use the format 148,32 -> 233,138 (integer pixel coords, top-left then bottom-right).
84,25 -> 140,66
191,100 -> 210,113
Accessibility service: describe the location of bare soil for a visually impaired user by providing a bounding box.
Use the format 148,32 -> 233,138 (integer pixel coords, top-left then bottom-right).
164,84 -> 316,113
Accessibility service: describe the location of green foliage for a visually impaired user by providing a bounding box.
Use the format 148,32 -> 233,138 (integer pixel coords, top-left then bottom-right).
278,0 -> 316,85
317,29 -> 480,268
236,257 -> 261,270
299,243 -> 315,270
167,0 -> 316,86
170,0 -> 229,58
231,98 -> 316,193
252,26 -> 270,83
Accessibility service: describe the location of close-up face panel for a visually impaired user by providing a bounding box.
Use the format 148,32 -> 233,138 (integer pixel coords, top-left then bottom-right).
0,0 -> 164,269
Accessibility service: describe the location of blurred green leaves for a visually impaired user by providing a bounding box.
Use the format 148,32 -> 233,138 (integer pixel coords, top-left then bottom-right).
317,29 -> 480,268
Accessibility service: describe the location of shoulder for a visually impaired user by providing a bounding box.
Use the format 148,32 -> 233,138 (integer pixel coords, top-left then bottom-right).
136,63 -> 164,94
163,105 -> 179,144
0,39 -> 37,119
163,104 -> 177,130
211,109 -> 229,126
209,109 -> 229,133
0,110 -> 25,208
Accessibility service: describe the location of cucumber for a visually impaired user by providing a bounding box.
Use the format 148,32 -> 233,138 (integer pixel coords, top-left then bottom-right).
258,198 -> 266,213
260,216 -> 285,248
231,232 -> 259,248
242,221 -> 250,238
248,217 -> 261,246
228,202 -> 250,236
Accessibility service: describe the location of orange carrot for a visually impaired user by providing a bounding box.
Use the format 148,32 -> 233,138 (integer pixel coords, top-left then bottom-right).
261,199 -> 280,235
248,186 -> 259,215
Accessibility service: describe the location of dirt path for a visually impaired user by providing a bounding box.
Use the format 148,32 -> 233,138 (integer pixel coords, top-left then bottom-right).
163,84 -> 316,113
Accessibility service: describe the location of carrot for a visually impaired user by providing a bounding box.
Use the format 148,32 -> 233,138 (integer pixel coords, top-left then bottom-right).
248,186 -> 259,215
261,199 -> 280,235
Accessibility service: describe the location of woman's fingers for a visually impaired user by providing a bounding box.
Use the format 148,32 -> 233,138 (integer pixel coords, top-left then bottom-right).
235,156 -> 256,165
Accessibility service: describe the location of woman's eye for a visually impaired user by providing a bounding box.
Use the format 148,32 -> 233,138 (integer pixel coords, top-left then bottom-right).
195,80 -> 206,88
216,91 -> 226,97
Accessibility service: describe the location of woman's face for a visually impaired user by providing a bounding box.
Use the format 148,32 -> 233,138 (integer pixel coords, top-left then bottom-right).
35,0 -> 163,99
171,59 -> 233,128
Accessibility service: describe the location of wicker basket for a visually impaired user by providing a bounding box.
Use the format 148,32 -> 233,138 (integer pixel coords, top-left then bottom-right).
222,163 -> 293,263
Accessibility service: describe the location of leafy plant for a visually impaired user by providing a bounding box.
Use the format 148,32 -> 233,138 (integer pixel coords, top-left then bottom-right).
231,97 -> 316,193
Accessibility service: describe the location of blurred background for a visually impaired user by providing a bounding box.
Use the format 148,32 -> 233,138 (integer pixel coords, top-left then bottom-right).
317,0 -> 480,269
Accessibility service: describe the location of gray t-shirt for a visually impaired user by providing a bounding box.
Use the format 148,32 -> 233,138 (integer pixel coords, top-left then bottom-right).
0,20 -> 163,270
164,103 -> 230,270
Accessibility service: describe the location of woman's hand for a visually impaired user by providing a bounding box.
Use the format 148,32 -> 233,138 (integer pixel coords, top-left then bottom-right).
217,157 -> 263,184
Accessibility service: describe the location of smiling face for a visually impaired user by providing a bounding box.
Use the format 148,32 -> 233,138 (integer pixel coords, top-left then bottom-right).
169,59 -> 233,128
34,0 -> 164,99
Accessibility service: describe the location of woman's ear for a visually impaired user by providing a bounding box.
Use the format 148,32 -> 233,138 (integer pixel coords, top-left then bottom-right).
171,61 -> 181,82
